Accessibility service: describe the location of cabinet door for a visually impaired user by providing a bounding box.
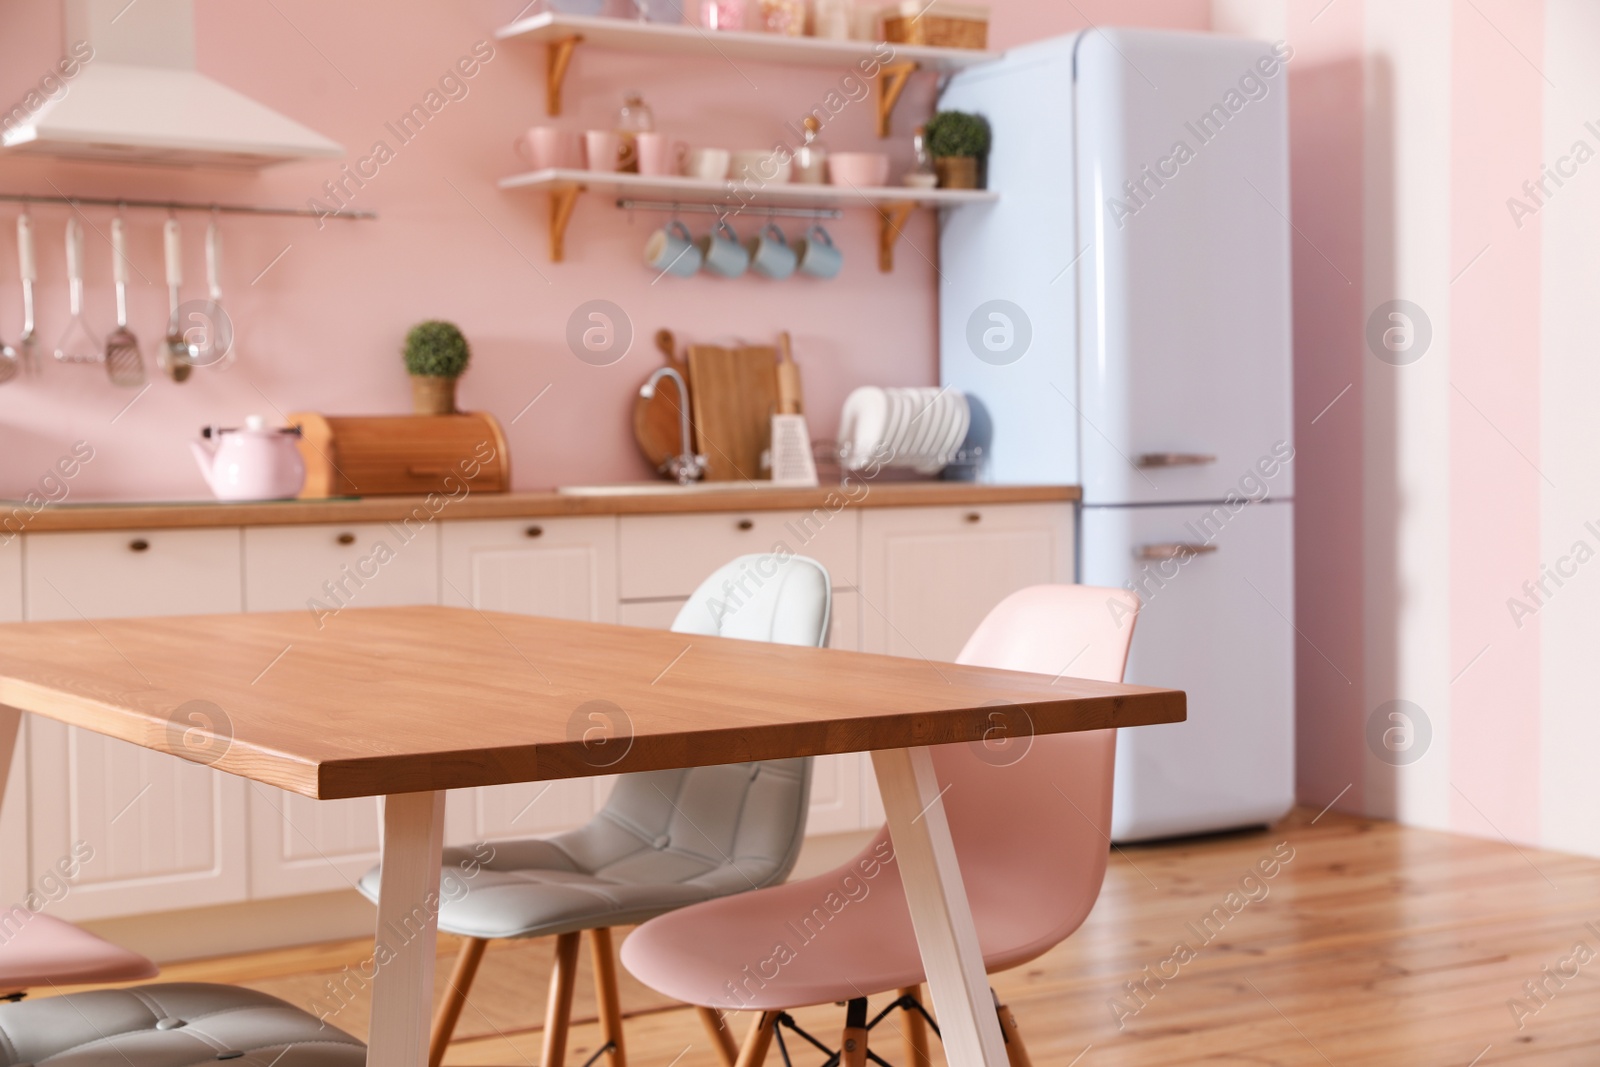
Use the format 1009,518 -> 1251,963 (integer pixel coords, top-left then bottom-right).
242,525 -> 434,896
441,518 -> 619,846
0,537 -> 21,906
858,504 -> 1075,662
24,530 -> 248,920
243,523 -> 440,613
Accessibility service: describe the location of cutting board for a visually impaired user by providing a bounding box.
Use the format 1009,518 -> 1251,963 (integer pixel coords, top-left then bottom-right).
632,329 -> 690,475
687,343 -> 779,481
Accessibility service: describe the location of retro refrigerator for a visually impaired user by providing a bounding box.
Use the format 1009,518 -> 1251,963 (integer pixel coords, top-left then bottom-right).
939,29 -> 1297,841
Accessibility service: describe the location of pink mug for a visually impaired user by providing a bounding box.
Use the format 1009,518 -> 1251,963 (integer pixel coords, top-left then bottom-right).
514,126 -> 580,171
584,130 -> 622,173
635,133 -> 688,177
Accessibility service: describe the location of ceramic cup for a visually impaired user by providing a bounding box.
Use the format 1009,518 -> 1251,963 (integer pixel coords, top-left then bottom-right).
745,223 -> 798,280
636,133 -> 686,177
584,130 -> 622,172
794,224 -> 843,279
514,126 -> 580,170
645,221 -> 703,277
731,148 -> 793,185
698,219 -> 749,278
684,147 -> 732,181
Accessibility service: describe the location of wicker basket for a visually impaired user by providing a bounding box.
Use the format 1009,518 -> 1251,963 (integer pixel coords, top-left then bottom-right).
882,1 -> 988,49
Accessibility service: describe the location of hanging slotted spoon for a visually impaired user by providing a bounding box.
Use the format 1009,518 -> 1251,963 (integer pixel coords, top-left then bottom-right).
104,214 -> 145,387
17,212 -> 37,376
159,215 -> 193,383
54,216 -> 100,365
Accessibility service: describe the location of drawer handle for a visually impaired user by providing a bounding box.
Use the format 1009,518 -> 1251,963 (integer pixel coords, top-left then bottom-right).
525,525 -> 544,539
1136,452 -> 1217,469
736,519 -> 755,531
336,532 -> 356,546
1135,542 -> 1219,562
964,512 -> 982,524
128,538 -> 150,553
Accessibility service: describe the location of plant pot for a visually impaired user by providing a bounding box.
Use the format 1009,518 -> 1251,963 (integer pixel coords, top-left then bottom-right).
934,156 -> 980,190
411,375 -> 458,416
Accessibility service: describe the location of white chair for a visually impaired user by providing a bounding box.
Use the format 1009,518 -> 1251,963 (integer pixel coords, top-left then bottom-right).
358,553 -> 832,1067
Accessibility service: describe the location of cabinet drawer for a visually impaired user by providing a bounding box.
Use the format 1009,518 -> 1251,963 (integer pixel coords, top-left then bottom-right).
25,529 -> 242,620
244,523 -> 440,613
619,509 -> 858,600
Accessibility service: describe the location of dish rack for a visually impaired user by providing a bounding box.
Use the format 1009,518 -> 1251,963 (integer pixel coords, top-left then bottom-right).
815,440 -> 987,483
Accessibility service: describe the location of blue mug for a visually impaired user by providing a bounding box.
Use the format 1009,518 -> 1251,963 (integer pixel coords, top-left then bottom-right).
698,219 -> 750,279
746,223 -> 798,280
645,220 -> 702,278
795,224 -> 843,279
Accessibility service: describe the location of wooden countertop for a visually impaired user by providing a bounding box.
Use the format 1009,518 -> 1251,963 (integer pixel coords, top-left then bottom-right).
7,483 -> 1080,533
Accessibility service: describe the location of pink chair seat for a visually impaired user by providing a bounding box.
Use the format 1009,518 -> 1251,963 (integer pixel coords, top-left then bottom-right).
0,912 -> 157,991
623,584 -> 1141,1013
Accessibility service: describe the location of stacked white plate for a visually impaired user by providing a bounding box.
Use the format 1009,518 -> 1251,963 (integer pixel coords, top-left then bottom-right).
838,386 -> 972,473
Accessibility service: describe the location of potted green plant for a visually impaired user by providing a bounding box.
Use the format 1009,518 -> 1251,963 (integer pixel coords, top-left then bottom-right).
923,110 -> 992,190
403,320 -> 471,416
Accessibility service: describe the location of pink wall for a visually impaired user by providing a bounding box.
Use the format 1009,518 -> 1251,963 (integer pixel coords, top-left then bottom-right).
0,0 -> 1207,502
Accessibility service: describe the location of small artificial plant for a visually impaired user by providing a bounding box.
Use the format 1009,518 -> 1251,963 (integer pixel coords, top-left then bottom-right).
923,110 -> 992,159
403,320 -> 471,379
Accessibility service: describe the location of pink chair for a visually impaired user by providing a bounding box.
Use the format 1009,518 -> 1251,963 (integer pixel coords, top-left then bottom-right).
0,912 -> 157,994
621,584 -> 1140,1067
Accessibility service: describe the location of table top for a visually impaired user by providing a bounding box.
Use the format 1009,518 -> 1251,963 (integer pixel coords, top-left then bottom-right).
0,606 -> 1184,800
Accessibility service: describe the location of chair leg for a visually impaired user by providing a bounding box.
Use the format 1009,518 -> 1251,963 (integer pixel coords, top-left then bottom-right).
541,931 -> 583,1067
734,1010 -> 778,1067
899,985 -> 932,1067
588,927 -> 628,1067
995,996 -> 1034,1067
429,936 -> 488,1067
697,1006 -> 740,1067
840,998 -> 869,1067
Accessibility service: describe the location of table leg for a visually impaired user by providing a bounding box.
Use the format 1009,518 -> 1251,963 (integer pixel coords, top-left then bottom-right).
369,790 -> 447,1067
0,705 -> 19,801
873,747 -> 1007,1067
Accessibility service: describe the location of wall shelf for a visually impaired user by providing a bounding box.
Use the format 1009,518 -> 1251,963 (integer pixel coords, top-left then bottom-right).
494,12 -> 997,135
499,168 -> 997,272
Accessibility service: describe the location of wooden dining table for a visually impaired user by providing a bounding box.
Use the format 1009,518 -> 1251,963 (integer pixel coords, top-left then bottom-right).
0,605 -> 1184,1066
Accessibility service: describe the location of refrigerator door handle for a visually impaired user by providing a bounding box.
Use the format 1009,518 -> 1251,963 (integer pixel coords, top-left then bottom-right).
1134,542 -> 1220,562
1135,452 -> 1217,468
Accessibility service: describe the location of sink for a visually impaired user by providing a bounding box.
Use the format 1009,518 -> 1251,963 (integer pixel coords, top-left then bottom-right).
558,482 -> 776,496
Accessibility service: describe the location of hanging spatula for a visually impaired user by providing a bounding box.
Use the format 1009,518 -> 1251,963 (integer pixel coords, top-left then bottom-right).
54,216 -> 101,365
104,214 -> 145,387
17,212 -> 37,377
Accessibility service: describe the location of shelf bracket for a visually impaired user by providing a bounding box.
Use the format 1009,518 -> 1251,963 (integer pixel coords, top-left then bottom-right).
546,35 -> 583,116
878,201 -> 917,273
876,61 -> 920,139
550,185 -> 582,262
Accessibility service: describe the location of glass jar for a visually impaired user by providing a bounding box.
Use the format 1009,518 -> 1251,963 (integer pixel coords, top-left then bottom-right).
759,0 -> 806,35
699,0 -> 745,30
794,115 -> 827,184
615,90 -> 655,173
812,0 -> 852,39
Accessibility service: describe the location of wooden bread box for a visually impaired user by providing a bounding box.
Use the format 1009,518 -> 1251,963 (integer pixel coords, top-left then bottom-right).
289,412 -> 511,498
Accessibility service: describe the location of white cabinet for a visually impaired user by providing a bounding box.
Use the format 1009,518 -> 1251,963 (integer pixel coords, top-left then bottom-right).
0,534 -> 19,622
442,517 -> 617,622
242,524 -> 436,896
441,518 -> 619,846
0,535 -> 23,908
243,523 -> 440,613
23,530 -> 248,921
859,504 -> 1074,662
619,510 -> 859,599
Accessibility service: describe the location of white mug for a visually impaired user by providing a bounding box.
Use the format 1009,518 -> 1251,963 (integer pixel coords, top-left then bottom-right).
684,148 -> 731,181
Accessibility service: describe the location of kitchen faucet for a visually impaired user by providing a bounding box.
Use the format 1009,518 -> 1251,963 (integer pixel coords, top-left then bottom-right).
639,367 -> 706,485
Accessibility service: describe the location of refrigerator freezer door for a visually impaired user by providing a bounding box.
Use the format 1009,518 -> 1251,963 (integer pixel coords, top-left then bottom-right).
1080,500 -> 1296,841
938,35 -> 1081,485
1076,31 -> 1294,505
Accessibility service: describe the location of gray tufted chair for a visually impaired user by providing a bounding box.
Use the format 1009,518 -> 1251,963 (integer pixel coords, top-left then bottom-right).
0,983 -> 365,1065
358,553 -> 832,1067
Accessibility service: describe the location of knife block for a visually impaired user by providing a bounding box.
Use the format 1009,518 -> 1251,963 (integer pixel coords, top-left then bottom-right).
290,412 -> 510,498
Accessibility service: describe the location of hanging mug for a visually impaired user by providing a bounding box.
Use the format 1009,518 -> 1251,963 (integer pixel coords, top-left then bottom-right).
698,219 -> 750,278
746,223 -> 798,280
795,224 -> 843,279
645,221 -> 703,278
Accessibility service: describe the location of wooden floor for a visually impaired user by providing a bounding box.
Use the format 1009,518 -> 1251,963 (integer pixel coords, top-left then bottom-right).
124,808 -> 1600,1064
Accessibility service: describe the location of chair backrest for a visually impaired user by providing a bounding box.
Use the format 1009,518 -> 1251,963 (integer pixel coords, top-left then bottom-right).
933,584 -> 1139,963
595,555 -> 831,892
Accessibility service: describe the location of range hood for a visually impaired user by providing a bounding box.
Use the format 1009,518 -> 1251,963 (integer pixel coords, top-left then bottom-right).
2,0 -> 343,168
